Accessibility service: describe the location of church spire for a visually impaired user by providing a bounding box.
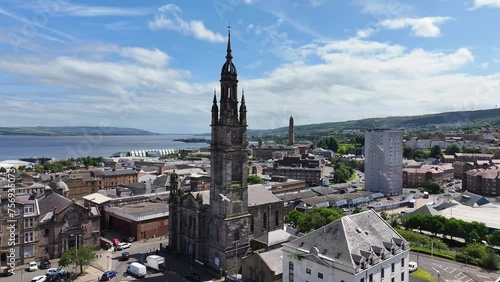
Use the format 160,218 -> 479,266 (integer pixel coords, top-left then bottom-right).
221,25 -> 237,78
226,24 -> 232,61
212,90 -> 219,125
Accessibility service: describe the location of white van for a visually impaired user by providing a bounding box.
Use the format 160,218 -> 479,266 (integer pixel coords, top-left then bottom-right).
408,261 -> 418,272
127,262 -> 147,278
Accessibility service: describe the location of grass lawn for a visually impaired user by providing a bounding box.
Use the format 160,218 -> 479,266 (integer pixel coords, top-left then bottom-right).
411,268 -> 434,281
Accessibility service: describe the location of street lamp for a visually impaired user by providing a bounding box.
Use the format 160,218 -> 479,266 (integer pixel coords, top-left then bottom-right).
464,251 -> 468,273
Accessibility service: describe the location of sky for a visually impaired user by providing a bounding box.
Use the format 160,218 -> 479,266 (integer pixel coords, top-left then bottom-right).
0,0 -> 500,134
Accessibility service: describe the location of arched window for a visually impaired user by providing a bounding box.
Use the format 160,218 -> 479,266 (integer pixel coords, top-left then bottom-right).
250,215 -> 254,232
288,261 -> 294,282
275,210 -> 279,226
263,212 -> 267,229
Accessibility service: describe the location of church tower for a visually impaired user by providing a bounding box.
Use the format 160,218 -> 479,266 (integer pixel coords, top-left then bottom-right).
208,28 -> 250,274
288,115 -> 295,145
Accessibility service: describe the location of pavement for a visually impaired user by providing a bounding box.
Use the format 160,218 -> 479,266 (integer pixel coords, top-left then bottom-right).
73,234 -> 168,282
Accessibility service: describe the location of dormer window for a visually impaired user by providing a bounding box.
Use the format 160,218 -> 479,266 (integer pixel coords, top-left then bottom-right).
24,205 -> 34,215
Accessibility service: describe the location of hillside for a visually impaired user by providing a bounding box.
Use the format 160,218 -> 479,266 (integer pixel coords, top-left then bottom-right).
248,108 -> 500,139
0,126 -> 157,136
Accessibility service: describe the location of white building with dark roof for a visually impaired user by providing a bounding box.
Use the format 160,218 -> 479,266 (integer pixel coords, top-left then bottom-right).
282,210 -> 410,282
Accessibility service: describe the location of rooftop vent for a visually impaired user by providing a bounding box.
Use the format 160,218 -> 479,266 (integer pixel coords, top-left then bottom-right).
365,231 -> 369,235
356,228 -> 362,233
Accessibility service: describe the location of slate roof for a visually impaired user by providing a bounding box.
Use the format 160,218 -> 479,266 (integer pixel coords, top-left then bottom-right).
258,248 -> 283,275
248,184 -> 281,206
409,204 -> 441,216
38,192 -> 71,218
253,229 -> 297,247
284,210 -> 408,270
455,191 -> 490,207
93,169 -> 138,176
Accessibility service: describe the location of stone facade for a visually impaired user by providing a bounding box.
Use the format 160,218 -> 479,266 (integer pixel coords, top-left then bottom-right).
92,169 -> 138,190
0,194 -> 40,266
37,191 -> 100,260
168,32 -> 284,276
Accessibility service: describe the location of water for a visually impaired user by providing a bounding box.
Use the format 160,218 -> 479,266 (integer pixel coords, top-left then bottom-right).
0,135 -> 209,160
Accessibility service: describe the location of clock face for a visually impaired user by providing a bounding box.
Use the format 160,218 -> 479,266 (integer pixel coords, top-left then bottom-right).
232,130 -> 240,142
217,128 -> 224,141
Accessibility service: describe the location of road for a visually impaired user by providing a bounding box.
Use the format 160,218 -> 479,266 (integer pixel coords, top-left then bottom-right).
411,252 -> 499,282
2,240 -> 166,282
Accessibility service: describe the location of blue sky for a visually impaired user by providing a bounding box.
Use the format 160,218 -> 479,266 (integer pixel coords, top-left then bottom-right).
0,0 -> 500,134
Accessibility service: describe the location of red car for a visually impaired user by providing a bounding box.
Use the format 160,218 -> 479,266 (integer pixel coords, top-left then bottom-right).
112,238 -> 121,246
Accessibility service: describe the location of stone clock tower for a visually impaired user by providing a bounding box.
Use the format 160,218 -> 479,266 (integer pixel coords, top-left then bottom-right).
208,29 -> 250,274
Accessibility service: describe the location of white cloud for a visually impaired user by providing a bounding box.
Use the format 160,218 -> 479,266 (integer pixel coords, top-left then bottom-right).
148,4 -> 225,43
379,17 -> 451,37
354,0 -> 413,17
481,62 -> 489,69
243,0 -> 254,4
309,0 -> 329,7
23,1 -> 151,17
1,37 -> 497,134
469,0 -> 500,9
120,47 -> 170,67
356,28 -> 375,38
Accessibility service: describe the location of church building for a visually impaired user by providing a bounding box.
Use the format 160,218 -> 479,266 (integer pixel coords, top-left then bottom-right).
168,30 -> 284,275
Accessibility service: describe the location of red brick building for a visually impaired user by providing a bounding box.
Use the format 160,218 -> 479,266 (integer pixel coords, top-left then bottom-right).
103,201 -> 169,240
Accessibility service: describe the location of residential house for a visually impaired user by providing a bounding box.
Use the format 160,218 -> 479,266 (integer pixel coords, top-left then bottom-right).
0,194 -> 40,265
282,210 -> 410,282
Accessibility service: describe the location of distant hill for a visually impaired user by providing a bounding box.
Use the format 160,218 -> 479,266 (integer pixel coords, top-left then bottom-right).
0,126 -> 157,136
248,108 -> 500,138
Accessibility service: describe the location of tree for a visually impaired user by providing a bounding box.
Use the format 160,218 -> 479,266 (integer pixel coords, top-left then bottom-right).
380,211 -> 389,220
0,167 -> 6,173
424,179 -> 441,194
333,166 -> 351,183
354,135 -> 365,146
482,248 -> 499,270
429,145 -> 442,158
247,175 -> 264,185
444,144 -> 460,155
317,136 -> 339,152
462,147 -> 481,154
488,230 -> 500,246
403,146 -> 414,159
58,245 -> 96,274
284,207 -> 344,233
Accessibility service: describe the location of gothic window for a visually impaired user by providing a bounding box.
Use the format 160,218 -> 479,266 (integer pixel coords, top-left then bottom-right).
67,212 -> 80,228
288,261 -> 294,282
250,215 -> 254,233
234,230 -> 239,241
263,212 -> 267,229
275,210 -> 279,226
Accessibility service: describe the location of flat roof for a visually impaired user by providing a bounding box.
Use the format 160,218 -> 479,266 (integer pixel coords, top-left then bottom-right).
440,202 -> 500,230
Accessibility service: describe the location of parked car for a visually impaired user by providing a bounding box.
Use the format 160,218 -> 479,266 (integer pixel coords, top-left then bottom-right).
112,238 -> 120,246
122,236 -> 135,243
121,252 -> 130,261
126,262 -> 146,278
1,267 -> 14,277
46,268 -> 65,276
408,261 -> 418,272
101,270 -> 118,281
31,275 -> 47,282
28,261 -> 39,272
40,260 -> 51,269
48,272 -> 68,282
116,242 -> 131,250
